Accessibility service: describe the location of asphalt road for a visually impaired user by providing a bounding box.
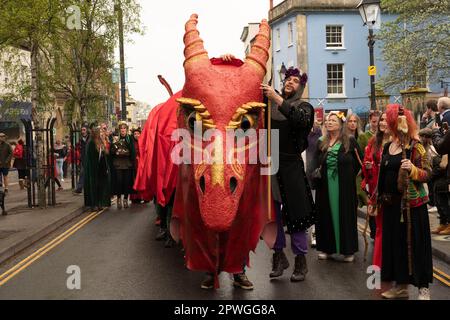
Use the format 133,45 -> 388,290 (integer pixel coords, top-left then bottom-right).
0,203 -> 449,300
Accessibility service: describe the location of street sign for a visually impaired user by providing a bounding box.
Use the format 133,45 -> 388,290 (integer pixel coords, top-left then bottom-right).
0,100 -> 32,121
368,66 -> 376,76
112,68 -> 129,84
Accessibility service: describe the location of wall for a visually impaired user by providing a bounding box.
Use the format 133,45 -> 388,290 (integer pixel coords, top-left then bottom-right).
306,11 -> 388,112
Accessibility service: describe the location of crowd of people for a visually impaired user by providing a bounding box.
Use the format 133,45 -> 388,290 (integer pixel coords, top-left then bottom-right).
304,97 -> 450,300
74,121 -> 149,211
262,66 -> 450,300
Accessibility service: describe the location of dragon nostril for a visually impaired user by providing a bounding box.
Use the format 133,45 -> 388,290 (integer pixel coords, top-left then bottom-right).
230,177 -> 237,194
199,176 -> 206,194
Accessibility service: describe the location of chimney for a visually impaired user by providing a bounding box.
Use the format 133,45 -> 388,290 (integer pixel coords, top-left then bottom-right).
270,0 -> 273,10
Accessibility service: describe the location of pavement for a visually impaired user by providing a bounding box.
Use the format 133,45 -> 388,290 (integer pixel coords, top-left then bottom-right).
0,174 -> 87,265
357,206 -> 450,265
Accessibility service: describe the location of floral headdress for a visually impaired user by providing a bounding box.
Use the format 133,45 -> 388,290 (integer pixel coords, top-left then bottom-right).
328,111 -> 347,123
117,121 -> 128,129
284,67 -> 308,86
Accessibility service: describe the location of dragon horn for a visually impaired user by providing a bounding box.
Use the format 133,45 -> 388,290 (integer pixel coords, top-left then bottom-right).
245,19 -> 270,77
183,14 -> 210,67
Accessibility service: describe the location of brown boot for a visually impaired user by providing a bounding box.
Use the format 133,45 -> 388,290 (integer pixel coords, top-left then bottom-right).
439,225 -> 450,235
233,272 -> 254,290
432,224 -> 448,234
19,179 -> 25,190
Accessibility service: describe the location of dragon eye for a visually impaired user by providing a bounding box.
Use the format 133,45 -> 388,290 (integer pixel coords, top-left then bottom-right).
240,114 -> 254,132
187,111 -> 196,131
186,111 -> 202,134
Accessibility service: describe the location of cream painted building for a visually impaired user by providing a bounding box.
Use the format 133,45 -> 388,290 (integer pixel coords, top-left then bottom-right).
241,23 -> 273,85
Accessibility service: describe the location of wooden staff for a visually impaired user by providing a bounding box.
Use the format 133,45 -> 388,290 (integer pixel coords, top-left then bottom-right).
399,134 -> 413,276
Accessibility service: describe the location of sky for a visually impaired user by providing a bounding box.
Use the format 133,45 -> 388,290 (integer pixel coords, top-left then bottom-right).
122,0 -> 284,107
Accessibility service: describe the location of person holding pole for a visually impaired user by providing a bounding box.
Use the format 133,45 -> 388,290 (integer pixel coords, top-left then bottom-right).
261,67 -> 315,282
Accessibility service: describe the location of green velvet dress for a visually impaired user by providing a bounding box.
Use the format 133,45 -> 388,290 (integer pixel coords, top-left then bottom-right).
327,143 -> 342,254
84,140 -> 112,208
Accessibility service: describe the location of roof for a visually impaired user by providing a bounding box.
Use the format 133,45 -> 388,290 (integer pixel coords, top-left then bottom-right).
269,0 -> 360,24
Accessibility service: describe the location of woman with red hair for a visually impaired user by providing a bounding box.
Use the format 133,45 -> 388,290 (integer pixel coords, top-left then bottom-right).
377,104 -> 432,300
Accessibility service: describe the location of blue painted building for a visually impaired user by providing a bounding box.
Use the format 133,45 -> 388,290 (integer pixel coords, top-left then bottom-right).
269,0 -> 443,115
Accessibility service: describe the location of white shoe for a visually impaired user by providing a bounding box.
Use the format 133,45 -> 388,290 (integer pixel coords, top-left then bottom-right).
318,253 -> 329,260
381,287 -> 409,299
61,178 -> 65,182
428,206 -> 438,213
418,287 -> 430,300
343,255 -> 355,262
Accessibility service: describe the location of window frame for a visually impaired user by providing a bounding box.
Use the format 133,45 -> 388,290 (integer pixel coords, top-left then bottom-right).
275,28 -> 281,52
287,22 -> 294,47
325,25 -> 344,49
326,63 -> 346,98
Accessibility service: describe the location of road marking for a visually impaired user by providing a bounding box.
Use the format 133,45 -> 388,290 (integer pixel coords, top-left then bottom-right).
0,210 -> 99,281
357,223 -> 450,287
433,273 -> 450,287
0,208 -> 106,286
433,267 -> 450,282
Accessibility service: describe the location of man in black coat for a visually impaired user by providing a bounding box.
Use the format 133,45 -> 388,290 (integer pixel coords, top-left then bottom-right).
261,67 -> 315,282
74,124 -> 91,194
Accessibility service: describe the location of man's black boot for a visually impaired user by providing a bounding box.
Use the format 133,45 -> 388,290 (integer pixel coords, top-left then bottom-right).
155,228 -> 167,241
270,250 -> 289,278
165,235 -> 176,248
290,254 -> 308,282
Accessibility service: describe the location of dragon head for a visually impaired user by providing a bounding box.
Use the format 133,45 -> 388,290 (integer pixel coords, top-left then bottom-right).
176,14 -> 270,232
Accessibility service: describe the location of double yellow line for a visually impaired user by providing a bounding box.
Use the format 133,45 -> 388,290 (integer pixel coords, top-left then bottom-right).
0,208 -> 105,287
357,223 -> 450,287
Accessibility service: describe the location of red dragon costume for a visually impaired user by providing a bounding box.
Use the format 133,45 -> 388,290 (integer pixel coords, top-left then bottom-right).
135,14 -> 276,288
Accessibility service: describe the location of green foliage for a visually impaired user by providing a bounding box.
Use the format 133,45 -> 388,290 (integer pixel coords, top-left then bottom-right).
378,0 -> 450,91
0,0 -> 62,115
0,0 -> 143,122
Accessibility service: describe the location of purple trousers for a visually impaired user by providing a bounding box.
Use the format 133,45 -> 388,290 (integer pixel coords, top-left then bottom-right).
273,201 -> 308,255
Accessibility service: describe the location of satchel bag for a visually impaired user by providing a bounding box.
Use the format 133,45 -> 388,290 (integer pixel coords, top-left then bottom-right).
310,152 -> 327,189
311,166 -> 322,180
114,140 -> 130,157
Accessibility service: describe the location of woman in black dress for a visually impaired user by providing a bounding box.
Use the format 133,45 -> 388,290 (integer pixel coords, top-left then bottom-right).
377,104 -> 433,300
313,112 -> 362,262
110,122 -> 136,209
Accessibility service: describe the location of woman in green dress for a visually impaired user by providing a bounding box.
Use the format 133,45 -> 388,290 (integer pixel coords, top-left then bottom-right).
313,112 -> 362,262
84,127 -> 111,210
